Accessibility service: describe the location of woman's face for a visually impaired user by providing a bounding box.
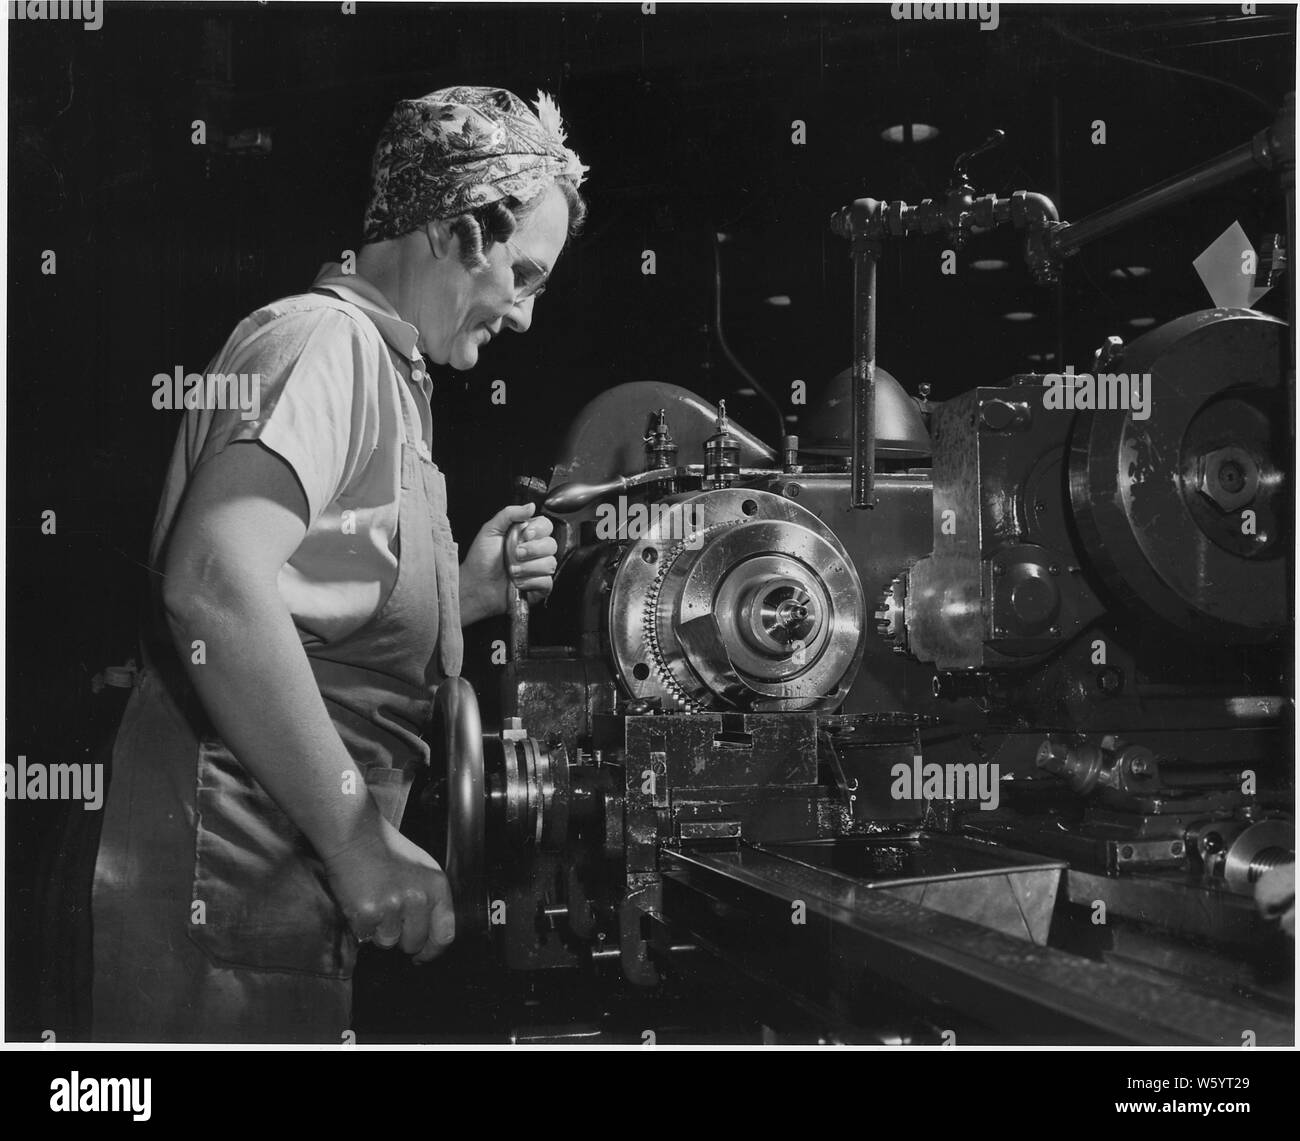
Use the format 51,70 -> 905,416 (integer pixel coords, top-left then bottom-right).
417,182 -> 571,370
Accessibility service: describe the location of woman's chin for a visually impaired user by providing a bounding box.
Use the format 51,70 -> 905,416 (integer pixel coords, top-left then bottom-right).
448,342 -> 480,371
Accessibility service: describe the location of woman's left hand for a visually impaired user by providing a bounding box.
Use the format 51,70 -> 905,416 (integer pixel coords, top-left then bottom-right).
459,503 -> 558,626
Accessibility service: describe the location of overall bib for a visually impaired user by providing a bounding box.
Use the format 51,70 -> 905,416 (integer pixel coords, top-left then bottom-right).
91,294 -> 463,1043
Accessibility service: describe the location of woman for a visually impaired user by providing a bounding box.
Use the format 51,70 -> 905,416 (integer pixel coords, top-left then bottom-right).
90,86 -> 588,1043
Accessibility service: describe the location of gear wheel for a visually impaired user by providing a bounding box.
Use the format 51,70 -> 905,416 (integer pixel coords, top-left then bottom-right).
875,573 -> 909,656
607,487 -> 867,713
641,520 -> 738,711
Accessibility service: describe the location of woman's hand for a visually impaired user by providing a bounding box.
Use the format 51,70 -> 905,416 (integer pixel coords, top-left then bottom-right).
459,503 -> 558,626
323,816 -> 456,962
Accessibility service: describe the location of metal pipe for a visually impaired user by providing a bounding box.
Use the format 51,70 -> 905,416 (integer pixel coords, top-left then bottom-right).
831,98 -> 1293,516
1050,143 -> 1260,256
851,241 -> 879,509
1288,178 -> 1295,384
1051,97 -> 1293,257
1284,173 -> 1295,638
1051,89 -> 1066,367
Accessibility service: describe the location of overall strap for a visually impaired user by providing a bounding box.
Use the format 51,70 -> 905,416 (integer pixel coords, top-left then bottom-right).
308,287 -> 425,450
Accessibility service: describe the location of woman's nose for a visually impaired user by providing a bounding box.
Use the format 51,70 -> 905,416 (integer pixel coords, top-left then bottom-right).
504,296 -> 534,334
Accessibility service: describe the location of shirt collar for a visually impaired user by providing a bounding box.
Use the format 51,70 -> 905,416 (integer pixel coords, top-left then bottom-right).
311,263 -> 424,366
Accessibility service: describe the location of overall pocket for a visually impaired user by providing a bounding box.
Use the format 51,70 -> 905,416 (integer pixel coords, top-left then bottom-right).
188,739 -> 357,978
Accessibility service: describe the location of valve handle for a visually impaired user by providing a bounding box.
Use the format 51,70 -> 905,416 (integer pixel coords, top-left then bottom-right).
952,128 -> 1006,187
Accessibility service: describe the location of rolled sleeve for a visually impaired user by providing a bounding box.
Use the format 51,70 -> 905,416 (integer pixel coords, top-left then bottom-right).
192,304 -> 385,525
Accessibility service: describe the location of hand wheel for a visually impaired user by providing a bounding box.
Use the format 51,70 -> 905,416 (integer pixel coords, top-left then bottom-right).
430,675 -> 487,934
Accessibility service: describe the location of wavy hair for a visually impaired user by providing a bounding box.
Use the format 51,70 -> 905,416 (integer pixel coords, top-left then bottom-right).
447,176 -> 588,270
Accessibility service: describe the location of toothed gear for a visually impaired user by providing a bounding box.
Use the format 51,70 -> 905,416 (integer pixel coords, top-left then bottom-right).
607,488 -> 867,713
641,520 -> 738,711
876,574 -> 909,655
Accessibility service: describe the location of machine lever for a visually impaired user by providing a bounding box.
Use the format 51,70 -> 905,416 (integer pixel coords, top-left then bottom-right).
545,468 -> 684,514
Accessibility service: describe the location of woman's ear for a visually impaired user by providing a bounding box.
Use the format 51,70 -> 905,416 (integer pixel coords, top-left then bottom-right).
425,219 -> 456,260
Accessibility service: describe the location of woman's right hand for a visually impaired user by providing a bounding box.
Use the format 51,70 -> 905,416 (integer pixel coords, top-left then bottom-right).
161,441 -> 458,965
323,817 -> 457,963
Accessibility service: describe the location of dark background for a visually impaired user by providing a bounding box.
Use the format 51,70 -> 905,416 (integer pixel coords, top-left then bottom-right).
6,1 -> 1295,1039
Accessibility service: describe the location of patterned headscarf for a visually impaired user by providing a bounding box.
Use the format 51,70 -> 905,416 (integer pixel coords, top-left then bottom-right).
362,85 -> 589,243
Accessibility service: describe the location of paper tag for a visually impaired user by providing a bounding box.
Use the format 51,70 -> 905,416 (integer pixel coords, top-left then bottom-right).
1193,222 -> 1271,309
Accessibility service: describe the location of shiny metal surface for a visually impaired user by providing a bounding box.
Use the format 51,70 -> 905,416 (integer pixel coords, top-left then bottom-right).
661,843 -> 1294,1044
755,834 -> 1064,945
1069,309 -> 1288,640
607,488 -> 866,711
547,382 -> 777,538
1222,819 -> 1295,895
800,365 -> 933,458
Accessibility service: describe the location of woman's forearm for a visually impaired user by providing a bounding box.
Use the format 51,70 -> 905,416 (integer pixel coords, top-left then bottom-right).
458,574 -> 494,628
164,574 -> 384,862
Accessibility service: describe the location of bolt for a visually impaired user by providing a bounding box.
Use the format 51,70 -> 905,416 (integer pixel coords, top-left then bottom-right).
1048,564 -> 1060,575
1195,447 -> 1260,513
1218,460 -> 1246,493
1097,667 -> 1124,695
1093,335 -> 1124,370
1120,845 -> 1135,860
1036,738 -> 1069,772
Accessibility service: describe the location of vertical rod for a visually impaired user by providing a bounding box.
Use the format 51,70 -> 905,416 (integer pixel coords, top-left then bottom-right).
507,531 -> 530,661
1283,178 -> 1295,641
1286,178 -> 1295,424
851,241 -> 879,509
1051,88 -> 1066,371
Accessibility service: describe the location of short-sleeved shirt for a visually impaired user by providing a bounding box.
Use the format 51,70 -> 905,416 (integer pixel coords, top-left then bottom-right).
150,264 -> 440,647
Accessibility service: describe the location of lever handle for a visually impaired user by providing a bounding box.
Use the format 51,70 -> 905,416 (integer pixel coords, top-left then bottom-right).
545,467 -> 689,514
507,476 -> 549,657
544,474 -> 632,514
952,128 -> 1006,185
